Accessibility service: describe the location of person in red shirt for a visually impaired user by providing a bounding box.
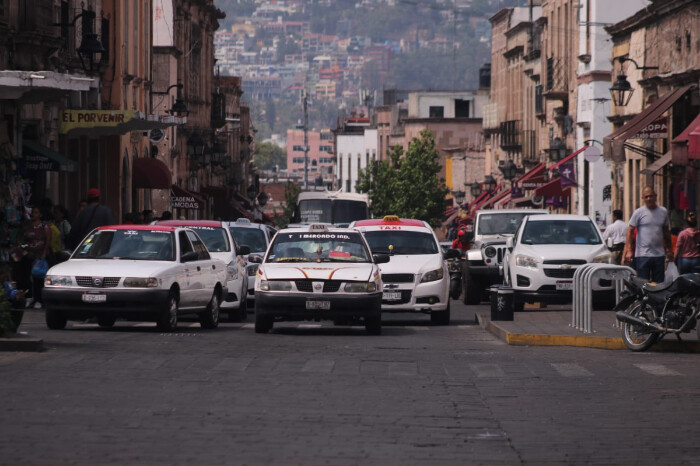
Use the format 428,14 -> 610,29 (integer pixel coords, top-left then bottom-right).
674,212 -> 700,274
451,229 -> 470,251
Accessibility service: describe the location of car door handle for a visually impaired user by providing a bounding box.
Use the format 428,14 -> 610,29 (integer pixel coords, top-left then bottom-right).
212,265 -> 216,270
197,266 -> 201,271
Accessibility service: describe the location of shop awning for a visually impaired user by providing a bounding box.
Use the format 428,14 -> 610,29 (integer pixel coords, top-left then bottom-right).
133,157 -> 172,189
170,184 -> 205,210
549,146 -> 588,172
59,109 -> 186,136
672,113 -> 700,165
482,189 -> 510,209
495,192 -> 512,208
22,140 -> 76,172
513,162 -> 546,189
603,84 -> 696,163
534,178 -> 571,198
640,151 -> 672,175
470,183 -> 503,214
690,127 -> 700,160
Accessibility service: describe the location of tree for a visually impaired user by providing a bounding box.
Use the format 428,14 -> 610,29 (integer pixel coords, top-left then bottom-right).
356,129 -> 448,227
254,142 -> 286,171
273,181 -> 301,228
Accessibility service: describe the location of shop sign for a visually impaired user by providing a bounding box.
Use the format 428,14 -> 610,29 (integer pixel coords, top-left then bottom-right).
59,110 -> 138,134
170,191 -> 200,210
25,154 -> 59,171
632,117 -> 667,139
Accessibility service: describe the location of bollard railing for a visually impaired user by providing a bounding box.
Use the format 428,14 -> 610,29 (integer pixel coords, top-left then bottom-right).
571,264 -> 636,333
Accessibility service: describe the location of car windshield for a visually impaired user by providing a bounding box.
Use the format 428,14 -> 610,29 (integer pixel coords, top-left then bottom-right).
363,230 -> 439,255
265,231 -> 371,263
74,229 -> 175,261
186,227 -> 230,252
477,213 -> 541,235
229,227 -> 267,253
520,220 -> 602,245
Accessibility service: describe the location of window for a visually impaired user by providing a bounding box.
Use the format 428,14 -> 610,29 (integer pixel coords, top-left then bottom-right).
179,232 -> 194,258
187,231 -> 211,260
429,106 -> 444,118
455,99 -> 470,118
319,145 -> 333,152
320,132 -> 333,140
292,145 -> 305,152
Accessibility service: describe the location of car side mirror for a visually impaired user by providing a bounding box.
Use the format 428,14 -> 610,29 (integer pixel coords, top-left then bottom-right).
247,254 -> 263,263
373,253 -> 390,264
181,251 -> 199,263
506,237 -> 514,251
605,237 -> 614,248
238,245 -> 251,256
444,248 -> 460,259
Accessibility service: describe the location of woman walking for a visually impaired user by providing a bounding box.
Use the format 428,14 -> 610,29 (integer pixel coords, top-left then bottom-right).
18,207 -> 52,309
674,212 -> 700,274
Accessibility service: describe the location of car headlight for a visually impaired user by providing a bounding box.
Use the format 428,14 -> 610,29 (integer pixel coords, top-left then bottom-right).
227,262 -> 239,280
123,277 -> 159,287
484,246 -> 497,258
515,254 -> 538,269
259,280 -> 292,292
420,267 -> 444,283
45,275 -> 73,286
592,254 -> 611,264
247,264 -> 259,276
344,282 -> 377,292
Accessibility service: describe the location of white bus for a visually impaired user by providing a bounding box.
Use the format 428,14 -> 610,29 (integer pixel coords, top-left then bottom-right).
292,190 -> 369,227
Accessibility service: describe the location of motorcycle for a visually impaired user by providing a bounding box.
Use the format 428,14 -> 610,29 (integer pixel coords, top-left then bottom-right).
447,249 -> 464,300
615,273 -> 700,351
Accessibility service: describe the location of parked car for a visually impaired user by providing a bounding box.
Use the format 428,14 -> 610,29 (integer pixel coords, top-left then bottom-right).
501,214 -> 613,310
350,216 -> 459,325
155,220 -> 250,322
254,223 -> 387,335
225,218 -> 277,310
42,225 -> 229,331
463,209 -> 549,304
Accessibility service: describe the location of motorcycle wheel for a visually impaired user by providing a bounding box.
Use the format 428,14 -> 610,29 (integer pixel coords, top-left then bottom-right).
621,300 -> 658,352
450,277 -> 462,300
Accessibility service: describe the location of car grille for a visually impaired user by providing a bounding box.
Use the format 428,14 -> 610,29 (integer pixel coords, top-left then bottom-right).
543,268 -> 576,279
75,276 -> 121,287
542,259 -> 587,265
483,245 -> 507,265
382,273 -> 414,283
294,280 -> 342,292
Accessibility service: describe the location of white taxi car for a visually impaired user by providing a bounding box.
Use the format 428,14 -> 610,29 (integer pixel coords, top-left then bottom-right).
502,214 -> 613,310
157,220 -> 250,322
254,224 -> 388,334
350,216 -> 458,325
42,225 -> 229,332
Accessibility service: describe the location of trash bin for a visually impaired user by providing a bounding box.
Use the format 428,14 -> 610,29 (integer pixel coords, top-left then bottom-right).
490,286 -> 514,321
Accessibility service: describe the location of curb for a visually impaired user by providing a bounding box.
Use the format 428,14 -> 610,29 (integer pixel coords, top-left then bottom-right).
477,313 -> 700,352
0,334 -> 44,352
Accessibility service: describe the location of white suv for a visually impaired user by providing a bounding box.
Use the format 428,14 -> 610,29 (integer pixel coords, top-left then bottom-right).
502,214 -> 613,310
350,216 -> 459,325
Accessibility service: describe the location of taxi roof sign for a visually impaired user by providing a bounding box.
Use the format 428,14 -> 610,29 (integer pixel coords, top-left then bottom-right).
382,215 -> 400,223
308,223 -> 330,232
235,218 -> 251,224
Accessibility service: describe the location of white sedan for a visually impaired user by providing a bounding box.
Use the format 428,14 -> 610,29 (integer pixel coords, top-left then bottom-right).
42,225 -> 229,331
502,214 -> 613,310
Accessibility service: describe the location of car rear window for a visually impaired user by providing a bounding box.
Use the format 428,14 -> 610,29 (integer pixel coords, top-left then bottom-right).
229,227 -> 267,253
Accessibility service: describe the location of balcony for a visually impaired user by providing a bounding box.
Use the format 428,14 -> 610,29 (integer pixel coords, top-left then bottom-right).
499,120 -> 522,150
482,103 -> 499,133
545,57 -> 568,101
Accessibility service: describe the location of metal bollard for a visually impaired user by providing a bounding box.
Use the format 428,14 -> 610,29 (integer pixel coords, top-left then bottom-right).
571,264 -> 635,334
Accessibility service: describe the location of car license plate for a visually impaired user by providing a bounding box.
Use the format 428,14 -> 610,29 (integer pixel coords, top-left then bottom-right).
555,281 -> 573,291
82,293 -> 107,303
383,291 -> 402,301
306,299 -> 330,310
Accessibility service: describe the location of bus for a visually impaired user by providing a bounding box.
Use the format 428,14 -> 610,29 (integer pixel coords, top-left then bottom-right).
292,190 -> 369,227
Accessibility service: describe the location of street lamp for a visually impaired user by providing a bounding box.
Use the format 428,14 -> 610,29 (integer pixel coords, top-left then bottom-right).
470,181 -> 482,198
187,133 -> 205,157
54,10 -> 105,74
150,83 -> 189,117
609,57 -> 658,107
483,175 -> 497,194
499,159 -> 518,181
452,190 -> 465,205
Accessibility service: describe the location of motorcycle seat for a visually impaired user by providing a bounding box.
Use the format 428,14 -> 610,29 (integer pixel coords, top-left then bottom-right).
642,280 -> 674,293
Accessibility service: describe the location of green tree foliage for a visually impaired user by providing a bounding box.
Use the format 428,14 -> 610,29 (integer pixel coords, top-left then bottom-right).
356,129 -> 448,227
254,142 -> 287,170
273,181 -> 301,228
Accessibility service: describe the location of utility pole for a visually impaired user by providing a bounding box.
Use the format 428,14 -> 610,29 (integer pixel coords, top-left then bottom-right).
302,89 -> 309,191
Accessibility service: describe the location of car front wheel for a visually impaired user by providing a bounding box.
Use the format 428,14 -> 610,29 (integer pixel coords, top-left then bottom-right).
157,292 -> 179,332
254,313 -> 273,333
431,299 -> 451,325
45,308 -> 67,330
200,291 -> 221,329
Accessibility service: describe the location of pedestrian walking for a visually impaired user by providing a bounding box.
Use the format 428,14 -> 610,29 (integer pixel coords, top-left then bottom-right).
17,206 -> 52,309
624,186 -> 673,283
52,205 -> 71,250
674,212 -> 700,274
602,209 -> 627,265
66,188 -> 115,250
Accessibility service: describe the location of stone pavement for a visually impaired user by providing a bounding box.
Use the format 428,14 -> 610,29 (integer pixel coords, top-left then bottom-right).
476,305 -> 700,351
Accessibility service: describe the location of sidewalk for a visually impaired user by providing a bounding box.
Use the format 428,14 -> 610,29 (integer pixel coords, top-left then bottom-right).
475,306 -> 700,352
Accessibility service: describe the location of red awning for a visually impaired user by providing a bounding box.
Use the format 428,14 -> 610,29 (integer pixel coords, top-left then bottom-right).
132,157 -> 171,189
690,128 -> 700,160
170,184 -> 205,210
603,84 -> 696,163
470,183 -> 503,214
549,146 -> 588,173
482,189 -> 510,209
513,162 -> 546,189
496,192 -> 512,207
673,113 -> 700,165
201,186 -> 252,220
534,178 -> 569,198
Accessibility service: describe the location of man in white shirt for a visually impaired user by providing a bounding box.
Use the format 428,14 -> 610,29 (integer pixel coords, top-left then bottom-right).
602,209 -> 627,264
